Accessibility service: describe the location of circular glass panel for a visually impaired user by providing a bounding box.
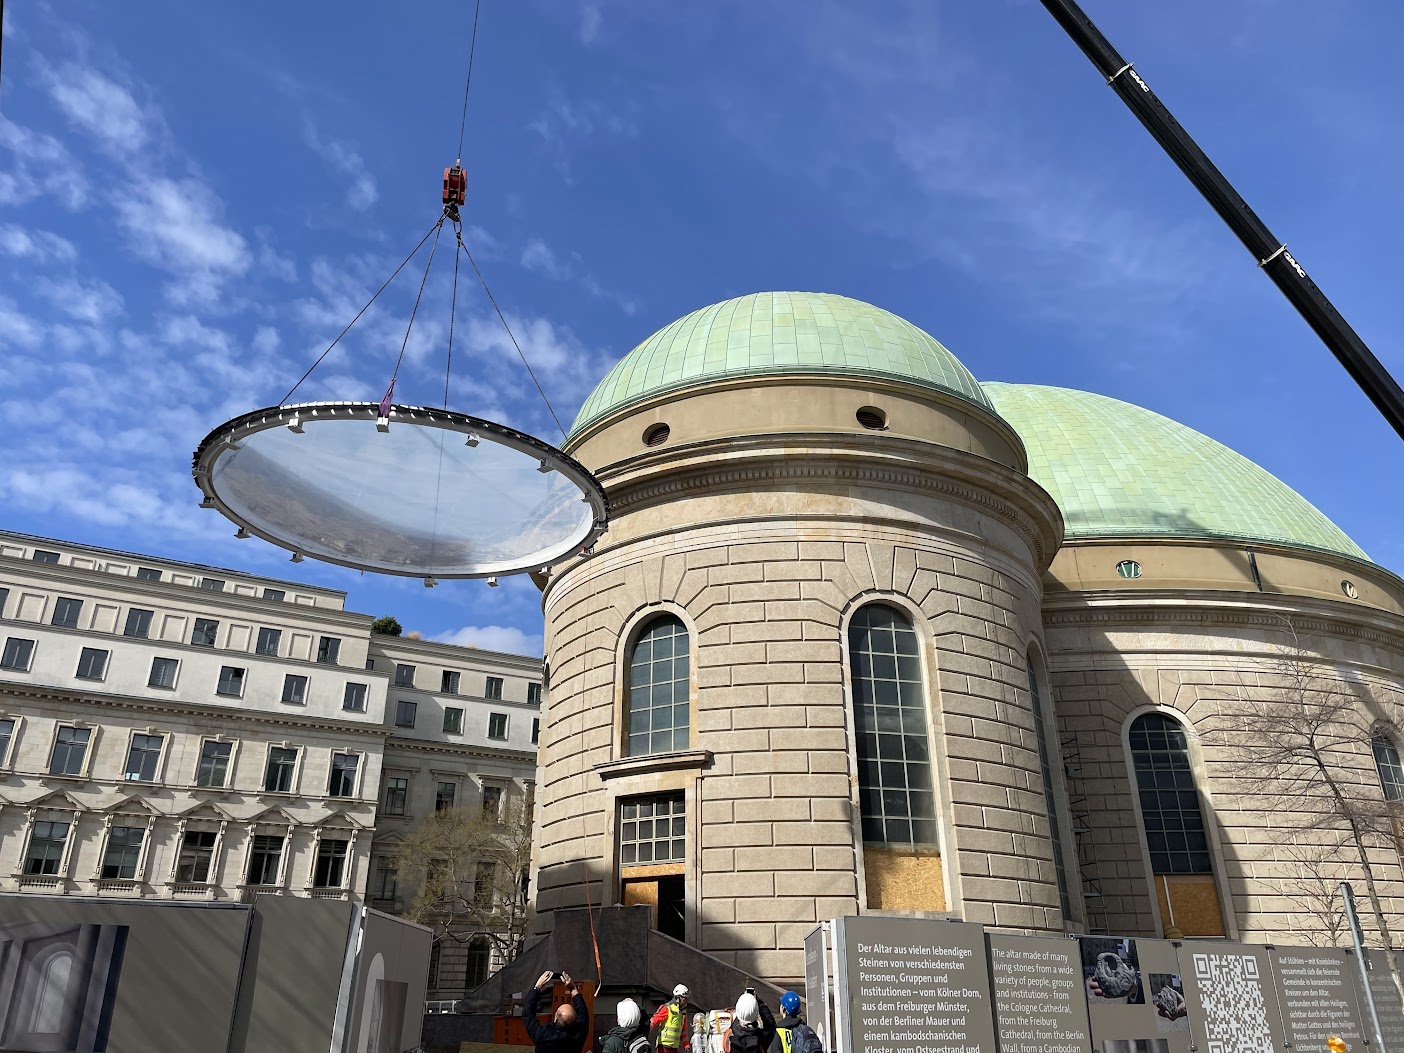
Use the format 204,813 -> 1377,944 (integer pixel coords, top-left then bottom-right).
1115,559 -> 1142,579
192,402 -> 608,578
1342,580 -> 1358,599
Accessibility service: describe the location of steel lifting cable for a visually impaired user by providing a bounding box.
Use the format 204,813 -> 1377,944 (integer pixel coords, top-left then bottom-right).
385,217 -> 446,399
278,218 -> 443,406
455,0 -> 482,164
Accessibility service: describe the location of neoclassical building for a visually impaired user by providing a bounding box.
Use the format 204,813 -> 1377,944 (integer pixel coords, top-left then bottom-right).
529,290 -> 1404,984
0,531 -> 541,997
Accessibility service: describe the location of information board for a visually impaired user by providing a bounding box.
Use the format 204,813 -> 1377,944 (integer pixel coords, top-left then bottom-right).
1364,950 -> 1404,1050
836,916 -> 997,1053
988,933 -> 1091,1053
1179,940 -> 1287,1053
1268,947 -> 1366,1052
1079,936 -> 1192,1053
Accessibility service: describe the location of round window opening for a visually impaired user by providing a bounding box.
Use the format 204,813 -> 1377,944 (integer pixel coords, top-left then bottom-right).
856,406 -> 888,431
1115,560 -> 1142,579
643,423 -> 671,447
1342,580 -> 1359,599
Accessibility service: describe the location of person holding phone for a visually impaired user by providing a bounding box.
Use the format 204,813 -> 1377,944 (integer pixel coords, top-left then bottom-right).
524,971 -> 589,1053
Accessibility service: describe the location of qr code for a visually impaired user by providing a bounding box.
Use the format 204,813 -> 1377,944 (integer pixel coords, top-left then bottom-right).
1193,953 -> 1276,1053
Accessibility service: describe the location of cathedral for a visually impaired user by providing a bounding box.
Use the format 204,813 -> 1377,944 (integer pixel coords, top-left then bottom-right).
528,290 -> 1404,985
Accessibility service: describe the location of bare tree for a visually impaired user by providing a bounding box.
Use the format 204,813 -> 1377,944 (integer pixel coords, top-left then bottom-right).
395,790 -> 534,992
1276,841 -> 1353,948
1207,620 -> 1404,1005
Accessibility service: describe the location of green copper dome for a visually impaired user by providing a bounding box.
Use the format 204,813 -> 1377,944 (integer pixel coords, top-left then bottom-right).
983,383 -> 1366,561
570,291 -> 990,435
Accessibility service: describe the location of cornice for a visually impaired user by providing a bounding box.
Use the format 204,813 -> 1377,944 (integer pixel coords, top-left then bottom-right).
594,436 -> 1064,570
383,735 -> 538,766
0,680 -> 393,738
1042,589 -> 1404,653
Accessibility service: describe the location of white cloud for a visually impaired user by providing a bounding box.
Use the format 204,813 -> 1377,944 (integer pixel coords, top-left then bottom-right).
34,276 -> 124,325
0,118 -> 85,207
114,177 -> 250,300
520,237 -> 569,279
0,223 -> 77,262
432,624 -> 543,656
252,325 -> 280,356
303,125 -> 378,212
0,299 -> 44,348
41,64 -> 153,156
580,4 -> 603,44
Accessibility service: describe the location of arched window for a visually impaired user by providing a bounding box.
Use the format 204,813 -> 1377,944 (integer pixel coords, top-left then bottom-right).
1373,734 -> 1404,802
1128,712 -> 1224,936
465,936 -> 492,991
30,950 -> 73,1034
626,615 -> 689,756
850,604 -> 936,846
1028,657 -> 1072,919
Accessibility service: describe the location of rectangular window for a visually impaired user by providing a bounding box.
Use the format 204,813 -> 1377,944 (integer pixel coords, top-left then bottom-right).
264,746 -> 298,792
24,820 -> 69,875
383,776 -> 409,815
51,596 -> 83,629
255,627 -> 282,656
50,726 -> 92,776
527,682 -> 542,705
124,608 -> 153,638
31,549 -> 60,564
343,682 -> 368,712
191,618 -> 219,647
314,838 -> 349,888
328,753 -> 359,797
620,793 -> 686,866
176,830 -> 216,882
217,666 -> 246,697
441,670 -> 461,694
488,713 -> 508,740
436,781 -> 456,811
474,861 -> 495,907
395,700 -> 417,728
200,577 -> 225,592
428,943 -> 441,990
76,646 -> 109,680
1,637 -> 35,672
532,718 -> 540,745
365,658 -> 375,671
394,664 -> 416,687
197,741 -> 232,787
481,785 -> 503,822
443,707 -> 463,734
317,636 -> 341,664
0,718 -> 15,766
124,733 -> 164,782
148,656 -> 179,689
262,588 -> 286,601
372,859 -> 398,900
281,674 -> 308,704
484,676 -> 503,700
135,567 -> 162,581
0,587 -> 8,617
246,834 -> 283,885
101,825 -> 144,879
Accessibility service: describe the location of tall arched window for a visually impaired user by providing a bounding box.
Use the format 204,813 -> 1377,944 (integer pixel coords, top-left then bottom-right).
1128,712 -> 1224,936
626,615 -> 689,757
850,604 -> 936,846
1028,657 -> 1072,920
1373,734 -> 1404,802
30,950 -> 73,1034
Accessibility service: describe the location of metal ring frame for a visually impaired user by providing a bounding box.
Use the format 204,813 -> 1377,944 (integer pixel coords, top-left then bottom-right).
191,401 -> 609,579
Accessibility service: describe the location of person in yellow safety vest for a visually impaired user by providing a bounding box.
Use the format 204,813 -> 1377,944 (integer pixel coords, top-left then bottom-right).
651,984 -> 692,1053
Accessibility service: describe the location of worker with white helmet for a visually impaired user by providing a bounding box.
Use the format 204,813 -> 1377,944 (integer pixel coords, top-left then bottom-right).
601,998 -> 651,1053
723,990 -> 776,1053
651,984 -> 692,1053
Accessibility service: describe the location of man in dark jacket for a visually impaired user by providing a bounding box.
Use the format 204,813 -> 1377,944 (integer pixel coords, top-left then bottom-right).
523,970 -> 589,1053
725,992 -> 776,1053
771,991 -> 820,1053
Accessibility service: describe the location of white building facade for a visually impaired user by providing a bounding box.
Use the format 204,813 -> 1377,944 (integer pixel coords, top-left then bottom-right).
0,530 -> 539,996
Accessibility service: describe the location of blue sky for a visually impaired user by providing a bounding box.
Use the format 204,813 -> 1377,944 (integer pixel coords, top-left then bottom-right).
2,0 -> 1402,655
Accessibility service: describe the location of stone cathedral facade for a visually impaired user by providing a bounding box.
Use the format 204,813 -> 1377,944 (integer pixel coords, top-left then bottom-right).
528,290 -> 1404,985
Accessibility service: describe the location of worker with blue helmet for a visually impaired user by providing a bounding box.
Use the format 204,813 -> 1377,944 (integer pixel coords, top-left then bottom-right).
771,992 -> 822,1053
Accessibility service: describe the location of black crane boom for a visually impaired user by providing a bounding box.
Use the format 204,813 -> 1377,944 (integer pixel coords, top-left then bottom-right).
1038,0 -> 1404,443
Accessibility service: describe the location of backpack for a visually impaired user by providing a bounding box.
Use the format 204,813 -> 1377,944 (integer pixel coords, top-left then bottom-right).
627,1035 -> 651,1053
723,1025 -> 763,1053
789,1023 -> 822,1053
